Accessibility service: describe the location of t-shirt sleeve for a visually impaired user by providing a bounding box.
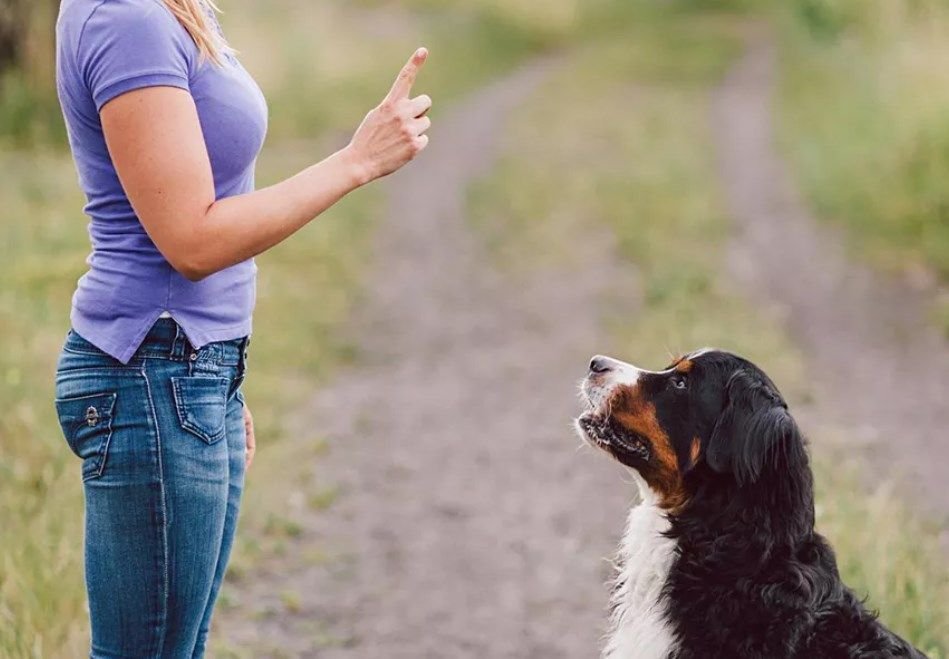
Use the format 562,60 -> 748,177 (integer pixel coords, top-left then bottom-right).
78,0 -> 195,111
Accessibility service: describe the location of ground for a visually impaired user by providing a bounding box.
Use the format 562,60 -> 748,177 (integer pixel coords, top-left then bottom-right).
214,58 -> 634,659
211,26 -> 949,658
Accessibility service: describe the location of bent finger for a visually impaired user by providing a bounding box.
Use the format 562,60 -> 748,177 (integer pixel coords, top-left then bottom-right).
411,116 -> 432,136
406,94 -> 433,118
245,435 -> 256,468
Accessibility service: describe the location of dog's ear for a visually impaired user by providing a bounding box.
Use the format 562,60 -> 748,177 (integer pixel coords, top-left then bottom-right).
705,368 -> 802,485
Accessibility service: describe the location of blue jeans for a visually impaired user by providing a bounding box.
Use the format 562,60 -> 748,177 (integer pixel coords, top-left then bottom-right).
54,320 -> 249,658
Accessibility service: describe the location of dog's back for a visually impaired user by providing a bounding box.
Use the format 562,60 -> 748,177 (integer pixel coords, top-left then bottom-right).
663,518 -> 925,658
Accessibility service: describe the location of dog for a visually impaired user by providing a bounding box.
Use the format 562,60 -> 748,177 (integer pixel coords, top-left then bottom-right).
575,348 -> 926,659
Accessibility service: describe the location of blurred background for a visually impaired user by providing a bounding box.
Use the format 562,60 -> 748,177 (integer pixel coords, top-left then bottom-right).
1,0 -> 948,656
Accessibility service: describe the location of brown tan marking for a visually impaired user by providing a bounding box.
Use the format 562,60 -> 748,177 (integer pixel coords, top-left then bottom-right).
689,437 -> 701,466
610,385 -> 688,510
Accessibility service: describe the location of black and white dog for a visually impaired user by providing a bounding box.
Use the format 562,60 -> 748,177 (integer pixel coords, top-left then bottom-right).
575,349 -> 926,659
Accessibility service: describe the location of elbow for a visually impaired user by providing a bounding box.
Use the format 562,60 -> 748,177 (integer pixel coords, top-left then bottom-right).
180,266 -> 211,283
161,231 -> 228,281
169,254 -> 215,282
152,220 -> 224,281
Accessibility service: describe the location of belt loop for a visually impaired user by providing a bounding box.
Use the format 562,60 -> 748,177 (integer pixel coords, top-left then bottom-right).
238,336 -> 250,376
170,322 -> 189,361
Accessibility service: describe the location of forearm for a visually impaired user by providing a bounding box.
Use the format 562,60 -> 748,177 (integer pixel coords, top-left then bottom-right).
179,147 -> 367,280
106,50 -> 431,281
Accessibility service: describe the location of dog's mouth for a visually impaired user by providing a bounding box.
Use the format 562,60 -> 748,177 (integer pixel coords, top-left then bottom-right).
576,393 -> 651,464
576,376 -> 652,464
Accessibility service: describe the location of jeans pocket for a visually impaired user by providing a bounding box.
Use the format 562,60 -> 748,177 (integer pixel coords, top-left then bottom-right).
55,391 -> 117,481
172,376 -> 230,444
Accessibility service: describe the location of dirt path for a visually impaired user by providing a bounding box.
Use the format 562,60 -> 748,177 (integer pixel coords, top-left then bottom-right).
215,59 -> 637,657
713,30 -> 949,522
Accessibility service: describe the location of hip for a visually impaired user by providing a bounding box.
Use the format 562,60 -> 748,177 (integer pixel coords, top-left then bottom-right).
54,322 -> 249,483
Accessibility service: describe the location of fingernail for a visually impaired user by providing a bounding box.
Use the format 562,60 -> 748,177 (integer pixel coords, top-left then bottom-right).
416,47 -> 428,58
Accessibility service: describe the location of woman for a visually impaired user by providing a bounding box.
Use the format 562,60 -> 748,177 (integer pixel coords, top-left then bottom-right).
54,0 -> 431,654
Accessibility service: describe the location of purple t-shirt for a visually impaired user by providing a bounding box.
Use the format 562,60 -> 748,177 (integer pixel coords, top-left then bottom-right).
56,0 -> 268,363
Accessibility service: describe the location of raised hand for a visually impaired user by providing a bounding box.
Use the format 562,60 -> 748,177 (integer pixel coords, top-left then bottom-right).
346,48 -> 433,183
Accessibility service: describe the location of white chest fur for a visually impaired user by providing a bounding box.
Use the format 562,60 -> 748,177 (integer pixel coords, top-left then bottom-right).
603,475 -> 679,659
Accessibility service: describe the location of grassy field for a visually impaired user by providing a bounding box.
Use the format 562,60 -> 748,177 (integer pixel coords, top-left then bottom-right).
469,6 -> 949,655
775,0 -> 949,330
2,0 -> 947,655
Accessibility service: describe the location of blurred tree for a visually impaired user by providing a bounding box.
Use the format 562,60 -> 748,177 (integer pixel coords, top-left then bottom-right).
0,0 -> 57,74
0,1 -> 27,70
0,0 -> 62,144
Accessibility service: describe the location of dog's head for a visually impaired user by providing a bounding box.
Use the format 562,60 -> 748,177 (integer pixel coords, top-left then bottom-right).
575,349 -> 806,510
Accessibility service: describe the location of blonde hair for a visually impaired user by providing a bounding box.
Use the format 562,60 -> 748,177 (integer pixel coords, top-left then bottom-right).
162,0 -> 232,65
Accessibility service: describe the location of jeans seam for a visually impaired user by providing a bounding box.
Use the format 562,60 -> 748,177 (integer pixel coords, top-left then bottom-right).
170,377 -> 230,444
56,365 -> 140,374
90,404 -> 114,481
141,360 -> 169,657
62,345 -> 112,357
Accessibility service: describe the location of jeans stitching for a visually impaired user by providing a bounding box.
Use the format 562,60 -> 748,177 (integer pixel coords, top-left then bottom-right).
62,345 -> 113,357
56,366 -> 141,375
92,412 -> 113,479
141,360 -> 169,656
64,343 -> 242,364
171,377 -> 230,444
55,392 -> 116,481
90,396 -> 115,481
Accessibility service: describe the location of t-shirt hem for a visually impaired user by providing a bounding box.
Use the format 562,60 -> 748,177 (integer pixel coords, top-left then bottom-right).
69,311 -> 148,364
71,310 -> 253,365
94,71 -> 190,111
178,319 -> 254,353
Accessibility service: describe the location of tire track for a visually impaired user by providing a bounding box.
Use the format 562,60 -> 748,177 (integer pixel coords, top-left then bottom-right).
713,30 -> 949,521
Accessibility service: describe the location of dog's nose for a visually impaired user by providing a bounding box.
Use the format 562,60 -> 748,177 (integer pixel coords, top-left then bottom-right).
589,356 -> 614,374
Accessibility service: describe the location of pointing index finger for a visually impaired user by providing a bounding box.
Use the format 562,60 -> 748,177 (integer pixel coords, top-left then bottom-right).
386,47 -> 428,103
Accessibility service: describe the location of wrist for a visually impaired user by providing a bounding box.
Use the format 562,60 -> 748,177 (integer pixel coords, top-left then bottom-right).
338,144 -> 373,188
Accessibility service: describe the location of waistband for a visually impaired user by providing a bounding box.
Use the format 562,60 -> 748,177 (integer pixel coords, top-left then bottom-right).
67,319 -> 249,367
134,318 -> 248,366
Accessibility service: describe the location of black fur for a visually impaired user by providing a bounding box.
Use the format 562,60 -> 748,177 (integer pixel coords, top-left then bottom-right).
654,352 -> 924,658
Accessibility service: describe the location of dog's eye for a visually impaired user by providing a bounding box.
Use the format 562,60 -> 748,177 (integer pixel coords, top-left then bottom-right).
672,376 -> 687,390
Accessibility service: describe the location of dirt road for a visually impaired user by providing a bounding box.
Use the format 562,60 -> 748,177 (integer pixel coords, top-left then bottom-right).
713,31 -> 949,521
215,59 -> 637,657
215,29 -> 949,658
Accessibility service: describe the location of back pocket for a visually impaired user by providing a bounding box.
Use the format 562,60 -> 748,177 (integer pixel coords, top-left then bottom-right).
172,376 -> 230,444
55,391 -> 117,481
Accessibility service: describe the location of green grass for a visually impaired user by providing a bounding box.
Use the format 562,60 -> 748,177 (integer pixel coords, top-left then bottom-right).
814,459 -> 949,656
468,6 -> 949,655
0,151 -> 91,656
223,0 -> 546,142
776,0 -> 949,290
0,71 -> 66,145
